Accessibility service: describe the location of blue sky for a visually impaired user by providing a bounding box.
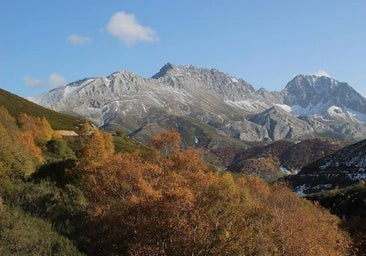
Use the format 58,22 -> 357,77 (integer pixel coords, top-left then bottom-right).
1,0 -> 366,97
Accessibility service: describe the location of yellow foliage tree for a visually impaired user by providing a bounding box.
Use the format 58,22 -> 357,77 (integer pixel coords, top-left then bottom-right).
17,113 -> 53,144
0,124 -> 40,177
79,120 -> 92,135
0,106 -> 17,130
77,130 -> 114,171
79,129 -> 352,256
19,131 -> 44,163
267,184 -> 351,256
150,129 -> 181,156
170,148 -> 208,172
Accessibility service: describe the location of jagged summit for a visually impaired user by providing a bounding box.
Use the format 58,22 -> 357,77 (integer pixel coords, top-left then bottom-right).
282,74 -> 366,119
151,63 -> 175,79
287,74 -> 339,89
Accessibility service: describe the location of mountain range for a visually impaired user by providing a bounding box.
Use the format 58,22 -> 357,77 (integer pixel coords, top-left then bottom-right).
31,63 -> 366,143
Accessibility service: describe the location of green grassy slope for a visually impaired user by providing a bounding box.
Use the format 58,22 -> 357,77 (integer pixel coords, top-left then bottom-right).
0,88 -> 82,130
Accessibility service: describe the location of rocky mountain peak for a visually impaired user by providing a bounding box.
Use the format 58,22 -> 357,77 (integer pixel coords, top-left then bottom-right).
287,74 -> 339,90
282,74 -> 366,115
151,63 -> 176,79
107,70 -> 143,82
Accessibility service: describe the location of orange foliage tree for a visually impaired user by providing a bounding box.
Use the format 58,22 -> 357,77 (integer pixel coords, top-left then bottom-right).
17,113 -> 54,144
268,184 -> 351,256
77,129 -> 114,171
150,129 -> 181,156
0,108 -> 44,176
79,129 -> 352,256
19,132 -> 44,163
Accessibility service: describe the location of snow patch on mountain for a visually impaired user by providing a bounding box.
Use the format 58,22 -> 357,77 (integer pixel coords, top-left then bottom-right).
279,166 -> 292,175
225,100 -> 269,112
294,184 -> 309,196
274,104 -> 292,112
291,101 -> 329,116
231,77 -> 239,83
344,107 -> 366,122
65,78 -> 95,97
312,70 -> 331,78
326,106 -> 358,122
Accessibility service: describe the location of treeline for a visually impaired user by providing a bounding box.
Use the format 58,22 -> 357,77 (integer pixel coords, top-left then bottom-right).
0,106 -> 354,255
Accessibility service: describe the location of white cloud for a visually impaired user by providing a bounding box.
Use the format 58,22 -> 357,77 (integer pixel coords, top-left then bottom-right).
106,11 -> 159,46
25,73 -> 67,88
67,34 -> 91,45
49,73 -> 67,87
361,91 -> 366,98
313,70 -> 331,78
24,76 -> 44,88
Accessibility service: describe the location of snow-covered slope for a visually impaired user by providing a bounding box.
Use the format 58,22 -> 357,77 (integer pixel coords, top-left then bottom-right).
288,139 -> 366,195
282,74 -> 366,122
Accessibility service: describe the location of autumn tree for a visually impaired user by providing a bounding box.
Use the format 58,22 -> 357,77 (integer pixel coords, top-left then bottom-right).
170,148 -> 208,172
0,108 -> 45,177
0,124 -> 40,178
77,129 -> 114,171
78,120 -> 92,135
19,131 -> 44,163
81,149 -> 258,255
17,113 -> 54,144
79,129 -> 352,256
81,152 -> 163,255
150,129 -> 181,156
267,184 -> 352,256
0,106 -> 17,131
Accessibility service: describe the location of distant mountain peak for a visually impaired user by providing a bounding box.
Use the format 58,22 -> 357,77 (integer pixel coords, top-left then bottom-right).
282,73 -> 366,122
152,62 -> 176,79
286,74 -> 340,92
292,73 -> 335,82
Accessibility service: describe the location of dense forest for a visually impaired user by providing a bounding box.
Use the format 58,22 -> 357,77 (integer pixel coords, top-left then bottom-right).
0,105 -> 360,255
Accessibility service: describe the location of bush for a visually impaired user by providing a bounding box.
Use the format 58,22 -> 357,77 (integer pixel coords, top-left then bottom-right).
0,205 -> 84,255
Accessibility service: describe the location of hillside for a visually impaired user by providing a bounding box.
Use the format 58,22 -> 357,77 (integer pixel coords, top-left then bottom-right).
306,183 -> 366,253
0,88 -> 82,131
228,137 -> 347,181
128,115 -> 251,167
287,139 -> 366,195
